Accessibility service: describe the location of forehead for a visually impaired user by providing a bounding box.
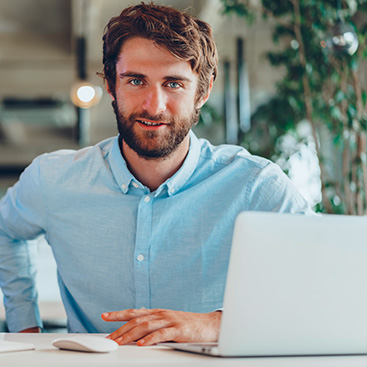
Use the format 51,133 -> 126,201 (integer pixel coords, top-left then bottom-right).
116,37 -> 196,79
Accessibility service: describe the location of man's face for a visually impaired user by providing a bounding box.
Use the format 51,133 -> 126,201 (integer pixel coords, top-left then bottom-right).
109,37 -> 205,159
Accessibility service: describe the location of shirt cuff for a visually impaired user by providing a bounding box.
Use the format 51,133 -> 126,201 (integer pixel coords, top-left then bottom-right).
5,302 -> 43,332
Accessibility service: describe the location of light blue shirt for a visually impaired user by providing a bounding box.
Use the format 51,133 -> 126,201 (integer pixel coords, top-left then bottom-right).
0,131 -> 311,332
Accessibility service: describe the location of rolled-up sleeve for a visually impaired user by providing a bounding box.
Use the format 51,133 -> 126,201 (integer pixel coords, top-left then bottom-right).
0,155 -> 48,331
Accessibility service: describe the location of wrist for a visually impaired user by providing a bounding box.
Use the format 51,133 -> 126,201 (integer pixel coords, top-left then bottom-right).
19,327 -> 41,333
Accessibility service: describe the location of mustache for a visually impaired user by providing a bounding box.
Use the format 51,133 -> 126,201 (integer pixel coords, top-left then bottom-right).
112,101 -> 172,124
129,110 -> 169,123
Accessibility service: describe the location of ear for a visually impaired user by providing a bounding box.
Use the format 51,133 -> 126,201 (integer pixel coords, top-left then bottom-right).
106,83 -> 115,101
196,76 -> 214,109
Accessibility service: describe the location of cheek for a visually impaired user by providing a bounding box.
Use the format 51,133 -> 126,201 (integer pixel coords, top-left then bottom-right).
168,93 -> 196,115
115,91 -> 140,113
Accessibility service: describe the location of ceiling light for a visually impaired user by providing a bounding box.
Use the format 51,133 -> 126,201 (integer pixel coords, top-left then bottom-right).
70,81 -> 103,108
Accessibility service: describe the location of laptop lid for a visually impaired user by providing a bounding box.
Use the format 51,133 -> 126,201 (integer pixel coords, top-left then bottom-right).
218,211 -> 367,356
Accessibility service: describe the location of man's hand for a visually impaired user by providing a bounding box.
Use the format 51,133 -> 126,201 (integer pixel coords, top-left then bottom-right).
101,309 -> 221,346
19,327 -> 41,333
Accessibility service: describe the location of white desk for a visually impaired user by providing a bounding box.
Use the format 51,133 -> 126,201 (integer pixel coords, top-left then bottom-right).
1,333 -> 367,367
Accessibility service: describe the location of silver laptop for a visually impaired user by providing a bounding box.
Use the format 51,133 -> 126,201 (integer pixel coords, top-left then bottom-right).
160,211 -> 367,357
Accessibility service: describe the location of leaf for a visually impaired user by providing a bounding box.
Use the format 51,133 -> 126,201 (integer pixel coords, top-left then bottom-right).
334,90 -> 347,103
330,105 -> 342,120
222,1 -> 367,214
362,90 -> 367,107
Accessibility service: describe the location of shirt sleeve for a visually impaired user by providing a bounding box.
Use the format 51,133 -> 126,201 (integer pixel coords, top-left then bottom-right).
0,155 -> 48,331
247,161 -> 313,214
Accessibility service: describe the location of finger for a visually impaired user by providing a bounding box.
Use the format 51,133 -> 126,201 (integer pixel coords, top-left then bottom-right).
102,308 -> 154,322
137,327 -> 177,346
114,318 -> 171,345
107,313 -> 165,341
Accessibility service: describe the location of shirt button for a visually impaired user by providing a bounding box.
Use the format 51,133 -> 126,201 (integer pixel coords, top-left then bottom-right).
121,184 -> 126,190
144,196 -> 150,203
132,182 -> 139,188
137,254 -> 144,262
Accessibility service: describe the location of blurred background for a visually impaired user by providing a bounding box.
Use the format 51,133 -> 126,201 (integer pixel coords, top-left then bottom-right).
0,0 -> 366,331
0,0 -> 311,195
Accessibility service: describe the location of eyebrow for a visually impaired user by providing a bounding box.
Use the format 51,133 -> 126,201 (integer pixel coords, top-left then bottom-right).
119,72 -> 146,79
119,72 -> 193,84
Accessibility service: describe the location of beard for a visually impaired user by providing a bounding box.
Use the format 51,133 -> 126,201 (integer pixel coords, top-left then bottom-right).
112,100 -> 200,160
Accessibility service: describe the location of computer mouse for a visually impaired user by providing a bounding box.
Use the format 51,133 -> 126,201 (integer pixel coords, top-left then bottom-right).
52,335 -> 118,353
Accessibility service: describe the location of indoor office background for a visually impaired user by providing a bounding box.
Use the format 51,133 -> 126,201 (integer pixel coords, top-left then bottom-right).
0,0 -> 366,331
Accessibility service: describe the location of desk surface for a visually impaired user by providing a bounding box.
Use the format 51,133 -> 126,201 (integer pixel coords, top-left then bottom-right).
1,333 -> 367,367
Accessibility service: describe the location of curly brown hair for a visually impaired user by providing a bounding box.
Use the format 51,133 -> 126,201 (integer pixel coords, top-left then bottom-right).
101,2 -> 218,103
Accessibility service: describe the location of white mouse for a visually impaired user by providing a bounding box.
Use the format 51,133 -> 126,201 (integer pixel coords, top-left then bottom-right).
52,335 -> 118,353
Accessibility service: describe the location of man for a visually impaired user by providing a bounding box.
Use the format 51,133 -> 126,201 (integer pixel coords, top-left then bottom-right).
0,3 -> 311,346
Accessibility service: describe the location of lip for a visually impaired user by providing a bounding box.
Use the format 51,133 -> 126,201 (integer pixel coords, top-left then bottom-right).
136,119 -> 167,130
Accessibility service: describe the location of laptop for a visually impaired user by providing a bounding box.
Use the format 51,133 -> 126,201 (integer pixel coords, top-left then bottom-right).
160,211 -> 367,357
0,338 -> 35,353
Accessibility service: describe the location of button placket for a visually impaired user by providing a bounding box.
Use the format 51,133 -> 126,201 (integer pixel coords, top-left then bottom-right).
133,194 -> 153,309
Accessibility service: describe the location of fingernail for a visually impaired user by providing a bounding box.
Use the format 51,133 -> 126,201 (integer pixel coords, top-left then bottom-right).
102,312 -> 109,318
115,336 -> 124,345
106,335 -> 112,339
137,339 -> 145,346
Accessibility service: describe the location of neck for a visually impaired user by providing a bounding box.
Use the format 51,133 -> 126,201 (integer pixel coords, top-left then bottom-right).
121,135 -> 190,192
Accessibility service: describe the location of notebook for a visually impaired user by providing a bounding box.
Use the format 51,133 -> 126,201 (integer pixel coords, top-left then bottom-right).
160,211 -> 367,357
0,339 -> 35,353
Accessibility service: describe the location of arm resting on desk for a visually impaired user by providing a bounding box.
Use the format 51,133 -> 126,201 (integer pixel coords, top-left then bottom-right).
102,309 -> 222,346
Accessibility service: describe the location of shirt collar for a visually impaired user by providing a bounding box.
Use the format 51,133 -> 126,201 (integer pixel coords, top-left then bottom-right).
163,130 -> 200,196
108,136 -> 136,194
108,130 -> 201,196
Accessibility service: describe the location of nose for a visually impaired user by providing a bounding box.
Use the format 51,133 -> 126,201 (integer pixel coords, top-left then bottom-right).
142,86 -> 167,116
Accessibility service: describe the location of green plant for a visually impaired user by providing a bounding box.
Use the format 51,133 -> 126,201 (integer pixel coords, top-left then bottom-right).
221,0 -> 367,214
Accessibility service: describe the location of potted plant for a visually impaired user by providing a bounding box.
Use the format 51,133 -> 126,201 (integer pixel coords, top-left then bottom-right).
221,0 -> 367,214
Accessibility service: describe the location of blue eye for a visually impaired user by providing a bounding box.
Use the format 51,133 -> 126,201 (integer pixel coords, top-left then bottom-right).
130,79 -> 143,86
167,82 -> 180,89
